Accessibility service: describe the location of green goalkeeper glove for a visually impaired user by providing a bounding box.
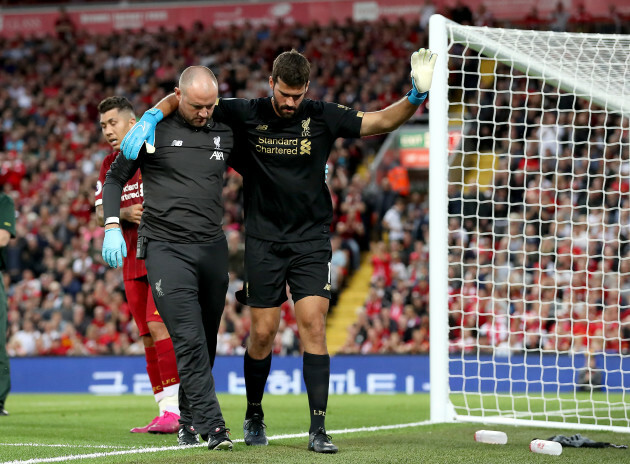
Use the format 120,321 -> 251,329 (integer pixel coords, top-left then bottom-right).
407,48 -> 437,105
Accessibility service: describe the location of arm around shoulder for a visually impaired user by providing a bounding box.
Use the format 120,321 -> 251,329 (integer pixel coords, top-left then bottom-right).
155,93 -> 179,116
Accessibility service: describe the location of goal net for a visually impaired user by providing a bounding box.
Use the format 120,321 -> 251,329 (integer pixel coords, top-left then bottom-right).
428,15 -> 630,432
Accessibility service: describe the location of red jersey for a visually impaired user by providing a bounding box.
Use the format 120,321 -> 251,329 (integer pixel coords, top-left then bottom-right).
95,151 -> 146,281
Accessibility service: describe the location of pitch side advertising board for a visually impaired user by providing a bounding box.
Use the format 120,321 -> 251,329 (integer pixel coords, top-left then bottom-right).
10,354 -> 628,394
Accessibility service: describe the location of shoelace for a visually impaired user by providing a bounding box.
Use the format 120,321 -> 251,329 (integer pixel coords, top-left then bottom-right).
314,428 -> 333,442
248,417 -> 266,435
212,428 -> 231,438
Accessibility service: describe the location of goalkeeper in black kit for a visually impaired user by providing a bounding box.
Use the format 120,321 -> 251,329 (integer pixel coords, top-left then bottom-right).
120,47 -> 437,453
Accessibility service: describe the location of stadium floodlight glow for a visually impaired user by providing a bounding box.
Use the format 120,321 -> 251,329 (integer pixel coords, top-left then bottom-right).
429,14 -> 630,433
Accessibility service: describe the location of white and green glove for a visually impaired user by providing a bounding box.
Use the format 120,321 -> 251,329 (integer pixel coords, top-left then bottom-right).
407,48 -> 437,105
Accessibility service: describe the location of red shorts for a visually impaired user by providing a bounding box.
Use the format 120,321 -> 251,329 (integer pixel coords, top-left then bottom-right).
124,277 -> 162,336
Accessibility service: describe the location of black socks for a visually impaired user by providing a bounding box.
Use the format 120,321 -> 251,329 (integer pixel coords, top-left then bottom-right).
303,352 -> 330,433
244,350 -> 272,419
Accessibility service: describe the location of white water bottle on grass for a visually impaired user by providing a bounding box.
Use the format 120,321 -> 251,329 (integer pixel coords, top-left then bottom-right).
530,439 -> 563,455
474,430 -> 508,444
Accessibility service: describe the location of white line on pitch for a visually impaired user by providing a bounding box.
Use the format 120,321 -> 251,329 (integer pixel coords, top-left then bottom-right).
0,421 -> 431,464
0,444 -> 136,449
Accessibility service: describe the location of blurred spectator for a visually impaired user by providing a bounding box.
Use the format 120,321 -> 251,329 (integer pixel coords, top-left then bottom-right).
570,2 -> 594,32
474,3 -> 495,27
330,235 -> 349,306
576,354 -> 603,391
227,230 -> 245,280
54,8 -> 76,41
382,197 -> 406,243
450,0 -> 474,25
419,0 -> 436,31
8,319 -> 39,356
603,4 -> 626,34
523,6 -> 546,30
550,1 -> 570,31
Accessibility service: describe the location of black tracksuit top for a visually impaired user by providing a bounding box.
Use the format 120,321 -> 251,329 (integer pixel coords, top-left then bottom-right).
103,111 -> 233,243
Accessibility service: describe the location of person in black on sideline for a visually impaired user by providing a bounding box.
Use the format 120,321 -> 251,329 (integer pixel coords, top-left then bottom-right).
120,47 -> 437,453
101,66 -> 234,451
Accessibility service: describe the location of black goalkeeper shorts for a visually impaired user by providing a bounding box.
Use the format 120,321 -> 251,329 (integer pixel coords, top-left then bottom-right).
241,236 -> 332,308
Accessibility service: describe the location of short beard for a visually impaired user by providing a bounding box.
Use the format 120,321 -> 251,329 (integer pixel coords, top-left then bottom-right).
272,97 -> 297,119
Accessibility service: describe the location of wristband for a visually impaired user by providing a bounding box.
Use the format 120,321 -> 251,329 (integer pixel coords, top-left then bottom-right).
105,217 -> 120,225
406,88 -> 428,106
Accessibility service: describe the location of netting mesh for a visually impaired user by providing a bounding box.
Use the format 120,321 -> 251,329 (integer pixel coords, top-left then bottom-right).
445,23 -> 630,430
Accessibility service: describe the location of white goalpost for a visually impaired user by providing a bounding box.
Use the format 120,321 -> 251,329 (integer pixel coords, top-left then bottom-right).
429,14 -> 630,432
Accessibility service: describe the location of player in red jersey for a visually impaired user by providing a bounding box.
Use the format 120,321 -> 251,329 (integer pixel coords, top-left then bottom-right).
95,97 -> 181,434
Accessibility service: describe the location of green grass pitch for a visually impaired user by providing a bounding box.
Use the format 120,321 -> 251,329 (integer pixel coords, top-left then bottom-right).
0,393 -> 628,463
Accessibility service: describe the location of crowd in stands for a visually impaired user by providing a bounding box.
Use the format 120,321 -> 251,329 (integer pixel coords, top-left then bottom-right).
1,12 -> 428,357
338,6 -> 630,356
2,3 -> 628,358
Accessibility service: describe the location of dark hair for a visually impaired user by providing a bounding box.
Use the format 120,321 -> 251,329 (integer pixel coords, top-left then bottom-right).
271,49 -> 310,87
97,96 -> 135,116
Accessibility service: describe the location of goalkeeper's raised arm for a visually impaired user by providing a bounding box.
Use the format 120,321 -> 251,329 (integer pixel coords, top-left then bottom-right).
359,47 -> 436,136
119,48 -> 437,160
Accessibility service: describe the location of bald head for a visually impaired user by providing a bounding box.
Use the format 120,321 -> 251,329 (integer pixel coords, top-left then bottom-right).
176,66 -> 219,127
179,66 -> 218,93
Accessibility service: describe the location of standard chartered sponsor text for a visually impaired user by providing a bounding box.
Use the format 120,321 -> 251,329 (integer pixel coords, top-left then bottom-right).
256,136 -> 304,155
123,182 -> 139,192
121,191 -> 141,201
121,182 -> 141,201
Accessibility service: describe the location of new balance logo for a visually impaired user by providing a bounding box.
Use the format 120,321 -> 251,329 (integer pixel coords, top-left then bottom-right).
210,151 -> 224,160
256,124 -> 268,131
171,140 -> 183,146
324,283 -> 331,291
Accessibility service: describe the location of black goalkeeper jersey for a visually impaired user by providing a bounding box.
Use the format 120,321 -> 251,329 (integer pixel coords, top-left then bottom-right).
216,97 -> 363,242
103,112 -> 233,243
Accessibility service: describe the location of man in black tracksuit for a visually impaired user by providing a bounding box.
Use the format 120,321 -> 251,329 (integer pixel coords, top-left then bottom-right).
121,48 -> 437,453
101,67 -> 233,451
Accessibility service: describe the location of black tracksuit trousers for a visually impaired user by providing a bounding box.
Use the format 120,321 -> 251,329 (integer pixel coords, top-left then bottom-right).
145,237 -> 228,439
